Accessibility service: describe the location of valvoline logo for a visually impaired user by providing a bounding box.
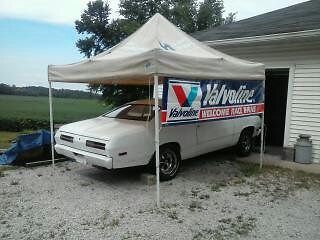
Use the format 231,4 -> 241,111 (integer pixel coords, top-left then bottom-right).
172,85 -> 198,107
166,80 -> 201,122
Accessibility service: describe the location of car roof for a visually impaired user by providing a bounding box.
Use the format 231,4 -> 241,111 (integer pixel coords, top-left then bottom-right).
128,99 -> 162,106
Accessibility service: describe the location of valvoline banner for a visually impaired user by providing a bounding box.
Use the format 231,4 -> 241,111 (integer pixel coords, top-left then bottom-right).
161,78 -> 264,125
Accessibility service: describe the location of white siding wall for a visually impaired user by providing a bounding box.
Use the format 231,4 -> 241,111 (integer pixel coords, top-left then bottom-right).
212,39 -> 320,162
289,64 -> 320,162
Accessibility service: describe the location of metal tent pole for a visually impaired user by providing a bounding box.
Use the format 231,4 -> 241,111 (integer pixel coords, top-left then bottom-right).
48,81 -> 55,168
154,75 -> 160,207
260,80 -> 266,169
259,112 -> 265,169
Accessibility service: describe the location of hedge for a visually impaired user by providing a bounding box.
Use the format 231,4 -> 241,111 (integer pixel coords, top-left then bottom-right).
0,118 -> 63,132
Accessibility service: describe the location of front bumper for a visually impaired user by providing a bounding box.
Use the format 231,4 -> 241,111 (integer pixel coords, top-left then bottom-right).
55,144 -> 113,169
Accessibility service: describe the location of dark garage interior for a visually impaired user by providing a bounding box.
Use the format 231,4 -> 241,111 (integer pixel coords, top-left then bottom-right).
264,69 -> 289,147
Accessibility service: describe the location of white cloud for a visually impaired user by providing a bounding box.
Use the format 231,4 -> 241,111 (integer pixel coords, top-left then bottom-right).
0,0 -> 120,25
0,0 -> 309,25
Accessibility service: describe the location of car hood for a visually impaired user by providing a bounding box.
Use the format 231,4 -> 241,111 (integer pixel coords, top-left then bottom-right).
59,117 -> 152,141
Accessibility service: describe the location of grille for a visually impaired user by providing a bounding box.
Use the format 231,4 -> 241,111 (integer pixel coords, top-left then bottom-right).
86,140 -> 105,150
60,134 -> 73,143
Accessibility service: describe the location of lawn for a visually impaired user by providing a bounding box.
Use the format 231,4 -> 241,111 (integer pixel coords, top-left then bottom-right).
0,131 -> 32,149
0,95 -> 110,147
0,94 -> 109,123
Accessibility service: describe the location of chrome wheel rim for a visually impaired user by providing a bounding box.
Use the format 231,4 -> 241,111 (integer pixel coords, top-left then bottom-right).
160,149 -> 179,176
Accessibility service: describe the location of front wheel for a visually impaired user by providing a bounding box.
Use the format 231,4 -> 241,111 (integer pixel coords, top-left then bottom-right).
149,145 -> 181,181
237,129 -> 253,157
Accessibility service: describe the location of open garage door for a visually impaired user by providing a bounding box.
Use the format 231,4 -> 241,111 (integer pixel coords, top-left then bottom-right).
265,69 -> 289,146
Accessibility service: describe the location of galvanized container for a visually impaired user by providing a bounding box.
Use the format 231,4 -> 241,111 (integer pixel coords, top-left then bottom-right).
294,134 -> 313,164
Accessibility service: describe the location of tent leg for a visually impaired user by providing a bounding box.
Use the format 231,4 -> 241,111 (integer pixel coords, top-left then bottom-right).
48,81 -> 55,168
260,80 -> 265,169
259,112 -> 265,169
154,75 -> 160,207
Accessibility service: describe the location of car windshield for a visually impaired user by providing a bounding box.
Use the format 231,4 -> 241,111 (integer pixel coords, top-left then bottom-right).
103,104 -> 155,121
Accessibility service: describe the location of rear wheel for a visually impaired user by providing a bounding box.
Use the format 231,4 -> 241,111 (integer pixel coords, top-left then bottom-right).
149,145 -> 181,181
237,129 -> 253,157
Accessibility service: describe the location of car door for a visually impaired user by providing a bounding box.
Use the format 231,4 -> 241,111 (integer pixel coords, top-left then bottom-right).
196,119 -> 235,154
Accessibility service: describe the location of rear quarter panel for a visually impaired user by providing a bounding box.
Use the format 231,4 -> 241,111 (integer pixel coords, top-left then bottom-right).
160,124 -> 197,160
109,123 -> 154,168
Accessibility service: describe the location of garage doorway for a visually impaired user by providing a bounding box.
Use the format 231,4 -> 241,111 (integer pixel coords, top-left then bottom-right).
264,69 -> 289,146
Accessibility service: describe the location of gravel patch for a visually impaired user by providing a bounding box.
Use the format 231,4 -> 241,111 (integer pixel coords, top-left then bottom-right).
1,151 -> 320,240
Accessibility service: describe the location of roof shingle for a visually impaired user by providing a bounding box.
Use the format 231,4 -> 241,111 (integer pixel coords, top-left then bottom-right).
193,0 -> 320,41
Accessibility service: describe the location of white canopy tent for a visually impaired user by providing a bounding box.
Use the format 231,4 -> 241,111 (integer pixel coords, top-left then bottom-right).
48,13 -> 265,207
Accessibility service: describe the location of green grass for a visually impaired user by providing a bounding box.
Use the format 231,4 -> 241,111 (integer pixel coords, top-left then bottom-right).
0,94 -> 109,123
0,94 -> 110,146
0,130 -> 32,148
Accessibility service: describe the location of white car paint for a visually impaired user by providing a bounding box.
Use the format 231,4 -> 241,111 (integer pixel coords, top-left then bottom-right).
55,100 -> 261,169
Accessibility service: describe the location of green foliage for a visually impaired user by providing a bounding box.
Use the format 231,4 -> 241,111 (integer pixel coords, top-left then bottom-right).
197,0 -> 224,31
0,95 -> 109,131
119,0 -> 172,25
0,119 -> 49,132
0,83 -> 98,99
100,85 -> 152,106
170,0 -> 198,33
223,12 -> 237,25
75,0 -> 113,57
75,0 -> 236,105
119,0 -> 198,33
0,83 -> 13,95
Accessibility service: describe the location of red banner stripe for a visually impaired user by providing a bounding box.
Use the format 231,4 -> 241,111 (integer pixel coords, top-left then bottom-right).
200,103 -> 264,120
161,111 -> 167,123
172,85 -> 187,107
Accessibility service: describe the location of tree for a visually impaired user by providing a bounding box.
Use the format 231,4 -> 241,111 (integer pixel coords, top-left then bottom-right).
119,0 -> 172,25
0,83 -> 14,95
119,0 -> 198,34
170,0 -> 198,33
197,0 -> 224,31
75,0 -> 112,57
197,0 -> 236,30
95,84 -> 152,106
75,0 -> 150,105
223,12 -> 237,25
75,0 -> 235,105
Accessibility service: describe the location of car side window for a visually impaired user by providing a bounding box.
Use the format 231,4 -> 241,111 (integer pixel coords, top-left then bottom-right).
104,105 -> 132,118
142,105 -> 154,120
124,105 -> 145,119
104,104 -> 155,121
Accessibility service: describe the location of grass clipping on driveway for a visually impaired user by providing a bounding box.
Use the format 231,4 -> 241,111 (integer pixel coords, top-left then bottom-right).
0,154 -> 320,240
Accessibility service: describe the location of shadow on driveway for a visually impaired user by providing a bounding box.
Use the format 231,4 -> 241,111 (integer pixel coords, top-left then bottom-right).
73,147 -> 242,186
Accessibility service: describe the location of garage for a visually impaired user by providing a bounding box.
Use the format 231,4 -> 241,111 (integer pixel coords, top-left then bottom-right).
194,0 -> 320,162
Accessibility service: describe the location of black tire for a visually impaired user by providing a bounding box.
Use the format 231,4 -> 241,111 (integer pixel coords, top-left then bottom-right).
237,129 -> 253,157
149,145 -> 181,181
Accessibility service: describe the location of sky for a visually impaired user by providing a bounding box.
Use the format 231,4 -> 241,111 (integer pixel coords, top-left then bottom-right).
0,0 -> 307,90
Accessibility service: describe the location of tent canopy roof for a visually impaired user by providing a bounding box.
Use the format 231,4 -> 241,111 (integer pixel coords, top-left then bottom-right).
48,13 -> 265,85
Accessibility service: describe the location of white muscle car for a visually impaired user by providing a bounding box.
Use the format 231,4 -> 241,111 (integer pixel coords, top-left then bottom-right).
55,99 -> 261,180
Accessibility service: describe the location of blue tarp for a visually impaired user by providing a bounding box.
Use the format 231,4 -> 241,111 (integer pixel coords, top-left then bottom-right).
0,130 -> 51,165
